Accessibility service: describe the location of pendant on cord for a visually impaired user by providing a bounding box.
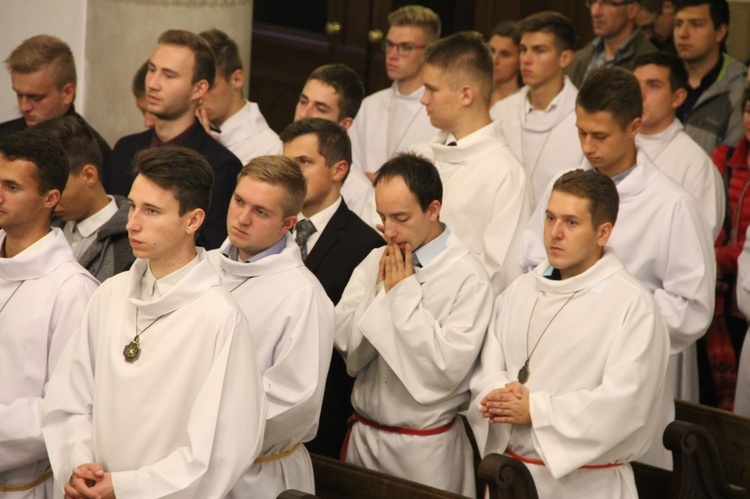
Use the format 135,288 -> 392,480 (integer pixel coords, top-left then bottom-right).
518,361 -> 529,384
123,337 -> 141,363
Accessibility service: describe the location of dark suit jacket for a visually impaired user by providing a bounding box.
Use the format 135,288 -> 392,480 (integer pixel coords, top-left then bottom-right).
0,105 -> 112,168
304,199 -> 384,459
104,119 -> 242,250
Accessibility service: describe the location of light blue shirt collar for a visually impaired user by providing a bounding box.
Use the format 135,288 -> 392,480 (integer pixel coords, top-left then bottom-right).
413,224 -> 450,268
223,236 -> 286,263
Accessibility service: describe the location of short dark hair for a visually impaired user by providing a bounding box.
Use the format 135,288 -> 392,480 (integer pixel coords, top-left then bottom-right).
132,60 -> 149,98
674,0 -> 730,31
491,21 -> 519,42
633,51 -> 688,91
35,115 -> 102,176
577,67 -> 642,129
518,11 -> 576,52
424,31 -> 494,106
375,153 -> 442,211
307,64 -> 365,121
552,169 -> 619,228
199,28 -> 243,81
279,118 -> 352,181
0,127 -> 69,195
157,30 -> 216,88
132,147 -> 214,215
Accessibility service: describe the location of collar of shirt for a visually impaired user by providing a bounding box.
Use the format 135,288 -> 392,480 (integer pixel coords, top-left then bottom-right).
525,84 -> 565,115
296,196 -> 342,253
443,122 -> 495,148
599,163 -> 637,185
150,121 -> 196,147
680,54 -> 724,119
140,253 -> 200,302
542,265 -> 562,280
393,82 -> 425,100
223,235 -> 287,263
65,196 -> 118,239
591,27 -> 640,63
413,224 -> 450,268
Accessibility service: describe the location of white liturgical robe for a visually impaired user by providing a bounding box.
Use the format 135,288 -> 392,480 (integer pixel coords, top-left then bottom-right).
734,226 -> 750,416
491,76 -> 583,202
42,251 -> 267,498
334,230 -> 493,497
520,149 -> 715,467
411,122 -> 534,293
217,100 -> 282,164
349,84 -> 438,175
208,233 -> 334,499
0,229 -> 97,499
469,250 -> 670,499
636,118 -> 725,240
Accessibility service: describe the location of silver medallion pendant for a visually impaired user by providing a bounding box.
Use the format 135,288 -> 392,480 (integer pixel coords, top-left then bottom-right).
123,338 -> 141,363
518,362 -> 529,384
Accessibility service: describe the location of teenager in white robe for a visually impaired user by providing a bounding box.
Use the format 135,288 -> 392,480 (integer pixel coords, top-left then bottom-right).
349,6 -> 440,180
470,172 -> 669,497
734,226 -> 750,416
0,229 -> 97,499
411,32 -> 534,293
490,13 -> 583,201
0,130 -> 99,499
207,156 -> 334,499
335,155 -> 493,498
521,68 -> 715,468
633,52 -> 725,240
42,148 -> 267,499
197,29 -> 282,164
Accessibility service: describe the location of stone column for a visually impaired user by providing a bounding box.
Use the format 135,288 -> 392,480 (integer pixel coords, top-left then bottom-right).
84,0 -> 253,145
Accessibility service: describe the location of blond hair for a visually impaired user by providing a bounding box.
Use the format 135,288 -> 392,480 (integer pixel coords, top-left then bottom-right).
5,35 -> 76,89
238,156 -> 307,217
388,5 -> 441,41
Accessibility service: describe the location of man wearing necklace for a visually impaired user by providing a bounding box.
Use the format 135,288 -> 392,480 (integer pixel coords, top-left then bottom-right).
491,12 -> 583,201
521,67 -> 715,468
279,119 -> 383,460
42,147 -> 267,498
470,169 -> 670,499
0,128 -> 98,498
411,31 -> 533,294
335,153 -> 492,497
348,5 -> 440,183
633,51 -> 724,240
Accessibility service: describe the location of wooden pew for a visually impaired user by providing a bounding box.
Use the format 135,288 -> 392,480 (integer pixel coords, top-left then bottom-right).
278,491 -> 319,499
309,454 -> 470,498
676,400 -> 750,493
477,453 -> 538,499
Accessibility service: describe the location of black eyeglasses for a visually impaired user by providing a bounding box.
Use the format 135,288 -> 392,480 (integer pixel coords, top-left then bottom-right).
585,0 -> 636,7
381,39 -> 426,56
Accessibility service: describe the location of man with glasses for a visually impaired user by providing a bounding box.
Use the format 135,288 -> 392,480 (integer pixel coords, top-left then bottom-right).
348,5 -> 440,183
567,0 -> 657,87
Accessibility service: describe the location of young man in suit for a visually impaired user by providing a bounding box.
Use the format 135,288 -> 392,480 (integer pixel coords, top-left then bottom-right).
105,29 -> 243,250
281,118 -> 383,459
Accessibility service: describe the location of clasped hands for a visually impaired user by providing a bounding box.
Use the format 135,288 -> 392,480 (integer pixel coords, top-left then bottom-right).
65,463 -> 114,499
480,382 -> 531,425
377,242 -> 415,293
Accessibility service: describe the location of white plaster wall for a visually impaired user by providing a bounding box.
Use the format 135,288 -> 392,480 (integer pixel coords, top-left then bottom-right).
0,0 -> 88,123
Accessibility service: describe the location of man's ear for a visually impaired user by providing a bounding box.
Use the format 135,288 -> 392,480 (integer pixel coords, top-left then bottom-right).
672,87 -> 687,109
230,69 -> 245,92
192,79 -> 209,102
338,116 -> 353,130
185,208 -> 206,235
81,164 -> 100,187
559,49 -> 574,70
426,199 -> 441,222
331,160 -> 349,183
459,84 -> 475,107
43,189 -> 61,210
61,83 -> 76,108
627,116 -> 641,139
281,215 -> 297,234
596,221 -> 613,247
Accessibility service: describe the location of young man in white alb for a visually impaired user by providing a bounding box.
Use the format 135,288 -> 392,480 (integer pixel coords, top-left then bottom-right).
471,170 -> 670,498
633,51 -> 724,240
208,155 -> 333,499
413,31 -> 533,293
348,5 -> 440,182
521,67 -> 715,468
197,29 -> 282,164
0,128 -> 98,498
491,11 -> 583,202
42,147 -> 267,498
335,154 -> 492,497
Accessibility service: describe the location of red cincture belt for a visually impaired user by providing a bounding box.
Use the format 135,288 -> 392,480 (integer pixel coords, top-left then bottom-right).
339,411 -> 457,461
505,449 -> 623,469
